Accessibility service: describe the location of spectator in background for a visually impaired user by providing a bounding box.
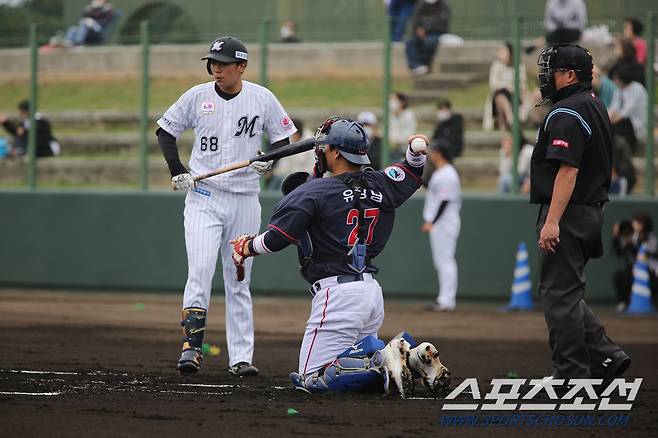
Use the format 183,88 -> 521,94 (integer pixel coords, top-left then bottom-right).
62,0 -> 117,47
0,100 -> 60,159
266,118 -> 314,190
612,213 -> 658,312
485,42 -> 528,132
497,134 -> 513,193
388,0 -> 418,43
405,0 -> 451,76
389,92 -> 417,158
431,98 -> 464,158
608,38 -> 645,86
592,64 -> 617,109
279,20 -> 301,43
496,134 -> 533,194
422,99 -> 463,187
611,220 -> 636,312
544,0 -> 587,45
517,136 -> 534,194
609,64 -> 648,154
623,17 -> 646,65
356,111 -> 383,170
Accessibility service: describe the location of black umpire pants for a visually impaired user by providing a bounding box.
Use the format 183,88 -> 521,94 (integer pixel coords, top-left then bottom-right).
537,203 -> 621,378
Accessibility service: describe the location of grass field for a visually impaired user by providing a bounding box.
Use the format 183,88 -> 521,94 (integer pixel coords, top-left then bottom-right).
0,77 -> 491,112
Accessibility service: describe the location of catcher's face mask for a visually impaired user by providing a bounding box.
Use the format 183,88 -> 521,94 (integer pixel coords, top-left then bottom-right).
314,116 -> 340,174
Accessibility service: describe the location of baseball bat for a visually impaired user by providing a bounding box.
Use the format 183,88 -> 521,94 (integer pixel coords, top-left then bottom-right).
192,137 -> 317,182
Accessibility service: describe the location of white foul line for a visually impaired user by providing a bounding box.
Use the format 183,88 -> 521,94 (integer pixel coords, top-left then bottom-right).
0,391 -> 62,396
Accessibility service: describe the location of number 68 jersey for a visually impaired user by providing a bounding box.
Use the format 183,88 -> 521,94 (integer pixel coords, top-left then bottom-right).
156,80 -> 297,194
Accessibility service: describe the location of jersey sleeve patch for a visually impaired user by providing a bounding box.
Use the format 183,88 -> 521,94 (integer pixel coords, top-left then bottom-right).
384,166 -> 406,182
552,139 -> 569,148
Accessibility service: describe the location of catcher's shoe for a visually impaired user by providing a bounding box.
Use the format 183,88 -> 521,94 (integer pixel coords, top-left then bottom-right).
408,342 -> 451,396
229,362 -> 259,377
177,347 -> 203,375
289,372 -> 329,393
380,337 -> 414,398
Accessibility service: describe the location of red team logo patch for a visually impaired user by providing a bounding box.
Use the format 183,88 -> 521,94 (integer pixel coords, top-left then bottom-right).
281,116 -> 291,128
552,139 -> 569,148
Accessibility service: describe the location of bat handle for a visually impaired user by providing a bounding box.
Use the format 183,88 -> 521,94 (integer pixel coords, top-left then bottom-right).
193,160 -> 251,182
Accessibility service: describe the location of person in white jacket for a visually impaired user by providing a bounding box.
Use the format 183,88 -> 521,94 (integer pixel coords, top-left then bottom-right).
421,139 -> 461,311
389,92 -> 418,159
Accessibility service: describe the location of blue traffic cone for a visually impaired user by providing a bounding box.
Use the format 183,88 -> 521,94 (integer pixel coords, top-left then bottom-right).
625,243 -> 656,315
500,242 -> 534,311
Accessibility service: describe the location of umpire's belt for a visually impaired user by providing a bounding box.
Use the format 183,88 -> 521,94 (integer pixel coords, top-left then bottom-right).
309,273 -> 373,297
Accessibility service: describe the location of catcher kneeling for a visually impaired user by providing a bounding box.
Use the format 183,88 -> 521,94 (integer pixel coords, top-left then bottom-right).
230,119 -> 448,397
290,331 -> 450,398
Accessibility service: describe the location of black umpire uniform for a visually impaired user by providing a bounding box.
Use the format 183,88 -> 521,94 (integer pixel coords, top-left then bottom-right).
530,45 -> 630,379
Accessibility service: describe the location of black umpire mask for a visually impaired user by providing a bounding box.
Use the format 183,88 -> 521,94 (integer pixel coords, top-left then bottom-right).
536,44 -> 594,106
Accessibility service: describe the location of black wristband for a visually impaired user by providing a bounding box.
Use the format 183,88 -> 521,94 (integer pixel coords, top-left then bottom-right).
247,239 -> 258,256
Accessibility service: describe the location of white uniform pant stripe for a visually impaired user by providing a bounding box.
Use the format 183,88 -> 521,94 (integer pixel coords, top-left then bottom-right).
219,193 -> 260,366
430,222 -> 459,308
182,189 -> 260,367
298,276 -> 384,375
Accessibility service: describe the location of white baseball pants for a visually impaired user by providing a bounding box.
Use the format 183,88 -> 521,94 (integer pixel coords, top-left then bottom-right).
429,222 -> 459,309
298,273 -> 384,375
182,188 -> 261,367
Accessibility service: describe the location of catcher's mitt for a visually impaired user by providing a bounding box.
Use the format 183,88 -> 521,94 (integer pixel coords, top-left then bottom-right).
231,234 -> 255,281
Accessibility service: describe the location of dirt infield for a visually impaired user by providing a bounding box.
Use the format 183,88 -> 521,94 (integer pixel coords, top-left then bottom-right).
1,290 -> 657,437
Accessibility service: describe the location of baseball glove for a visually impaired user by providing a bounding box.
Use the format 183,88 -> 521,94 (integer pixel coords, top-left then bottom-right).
231,234 -> 255,281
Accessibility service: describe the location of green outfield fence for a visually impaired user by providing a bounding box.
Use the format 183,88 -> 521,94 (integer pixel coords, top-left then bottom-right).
1,190 -> 657,302
2,0 -> 657,47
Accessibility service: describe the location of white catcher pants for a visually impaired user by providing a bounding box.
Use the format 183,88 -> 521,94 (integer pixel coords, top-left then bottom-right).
182,188 -> 261,367
429,221 -> 460,309
298,273 -> 384,375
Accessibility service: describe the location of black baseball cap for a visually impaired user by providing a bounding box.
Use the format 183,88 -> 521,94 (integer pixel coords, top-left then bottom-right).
202,36 -> 248,64
429,139 -> 453,162
549,44 -> 593,81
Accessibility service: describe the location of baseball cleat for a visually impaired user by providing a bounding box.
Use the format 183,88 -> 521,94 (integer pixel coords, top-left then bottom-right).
407,342 -> 451,395
426,303 -> 455,312
177,348 -> 203,375
228,362 -> 259,377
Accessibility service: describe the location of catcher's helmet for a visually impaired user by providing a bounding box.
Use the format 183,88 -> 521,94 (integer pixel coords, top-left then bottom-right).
537,44 -> 593,105
202,36 -> 248,75
315,117 -> 370,165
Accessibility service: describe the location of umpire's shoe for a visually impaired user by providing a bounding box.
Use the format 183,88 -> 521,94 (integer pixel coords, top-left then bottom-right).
229,362 -> 259,377
591,350 -> 631,383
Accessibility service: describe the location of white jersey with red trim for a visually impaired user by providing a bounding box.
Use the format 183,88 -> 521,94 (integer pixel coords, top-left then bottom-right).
157,80 -> 296,194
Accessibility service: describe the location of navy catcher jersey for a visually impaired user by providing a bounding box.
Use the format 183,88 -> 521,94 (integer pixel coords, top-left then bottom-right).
266,160 -> 423,283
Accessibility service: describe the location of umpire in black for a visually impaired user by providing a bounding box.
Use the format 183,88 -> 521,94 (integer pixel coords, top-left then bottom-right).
531,44 -> 630,379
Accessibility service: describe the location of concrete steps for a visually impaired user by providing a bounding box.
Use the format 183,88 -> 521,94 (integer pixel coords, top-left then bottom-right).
51,128 -> 523,156
411,72 -> 484,90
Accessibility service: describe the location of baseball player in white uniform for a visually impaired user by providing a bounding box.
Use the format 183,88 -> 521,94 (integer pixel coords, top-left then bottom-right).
156,36 -> 297,377
422,139 -> 461,311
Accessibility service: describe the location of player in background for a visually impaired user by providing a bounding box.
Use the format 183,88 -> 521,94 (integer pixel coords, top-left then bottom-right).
230,117 -> 430,392
155,36 -> 297,377
421,139 -> 461,312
